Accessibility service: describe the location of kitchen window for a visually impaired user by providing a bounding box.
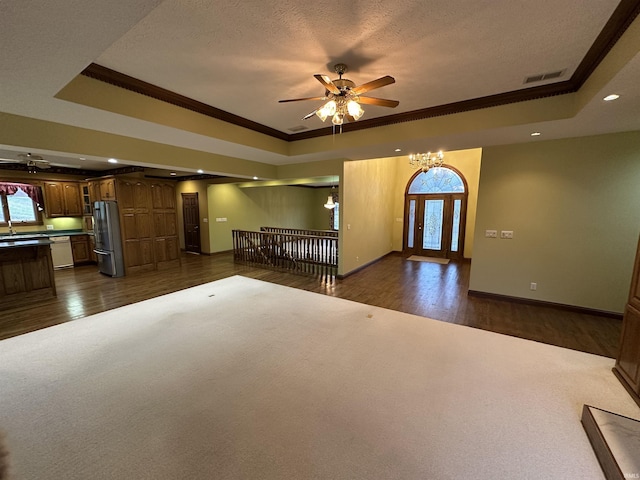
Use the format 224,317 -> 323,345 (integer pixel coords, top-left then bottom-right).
0,183 -> 44,226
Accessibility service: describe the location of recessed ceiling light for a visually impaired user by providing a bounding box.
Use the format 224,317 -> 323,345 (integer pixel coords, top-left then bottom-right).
108,158 -> 118,164
603,94 -> 620,101
197,169 -> 204,174
531,132 -> 541,136
395,148 -> 402,152
170,172 -> 177,176
253,176 -> 258,180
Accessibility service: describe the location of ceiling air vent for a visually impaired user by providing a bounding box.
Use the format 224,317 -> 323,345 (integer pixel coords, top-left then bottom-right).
288,125 -> 309,132
524,69 -> 566,84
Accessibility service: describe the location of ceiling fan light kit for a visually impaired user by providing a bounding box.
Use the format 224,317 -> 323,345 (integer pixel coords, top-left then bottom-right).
279,63 -> 398,131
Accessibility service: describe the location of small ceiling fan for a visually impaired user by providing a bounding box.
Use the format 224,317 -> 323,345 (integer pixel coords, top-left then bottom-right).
279,63 -> 399,125
0,153 -> 52,172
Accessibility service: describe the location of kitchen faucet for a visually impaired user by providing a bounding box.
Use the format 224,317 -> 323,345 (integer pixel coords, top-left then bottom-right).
8,220 -> 16,235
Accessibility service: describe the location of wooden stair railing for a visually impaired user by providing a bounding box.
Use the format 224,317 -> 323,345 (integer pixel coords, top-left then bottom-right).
233,229 -> 338,276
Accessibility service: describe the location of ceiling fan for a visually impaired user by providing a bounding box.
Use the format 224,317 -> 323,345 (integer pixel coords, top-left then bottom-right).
0,153 -> 52,172
279,63 -> 399,126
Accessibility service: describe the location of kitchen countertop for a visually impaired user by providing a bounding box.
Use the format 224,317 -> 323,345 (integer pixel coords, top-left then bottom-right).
0,230 -> 89,242
0,238 -> 53,249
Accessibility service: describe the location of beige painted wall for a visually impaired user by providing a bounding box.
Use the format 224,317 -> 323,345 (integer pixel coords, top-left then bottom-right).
341,157 -> 397,274
391,148 -> 482,257
338,148 -> 481,275
175,180 -> 211,254
206,184 -> 336,252
469,130 -> 640,313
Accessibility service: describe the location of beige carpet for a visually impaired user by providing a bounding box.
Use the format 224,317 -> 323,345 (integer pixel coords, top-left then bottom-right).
0,276 -> 638,479
407,255 -> 450,264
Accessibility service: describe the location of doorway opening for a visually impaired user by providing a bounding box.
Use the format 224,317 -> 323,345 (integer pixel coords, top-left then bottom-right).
403,166 -> 468,260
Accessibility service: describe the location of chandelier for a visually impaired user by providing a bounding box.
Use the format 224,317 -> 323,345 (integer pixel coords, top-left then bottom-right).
409,151 -> 444,173
324,181 -> 338,209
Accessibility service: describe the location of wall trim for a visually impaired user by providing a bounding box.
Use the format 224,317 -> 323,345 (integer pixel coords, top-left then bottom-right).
467,290 -> 623,319
337,251 -> 397,279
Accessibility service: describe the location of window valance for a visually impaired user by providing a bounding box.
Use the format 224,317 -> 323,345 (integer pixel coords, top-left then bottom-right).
0,182 -> 44,206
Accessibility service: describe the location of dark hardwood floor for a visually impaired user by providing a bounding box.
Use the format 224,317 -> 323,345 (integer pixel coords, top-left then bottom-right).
0,252 -> 622,358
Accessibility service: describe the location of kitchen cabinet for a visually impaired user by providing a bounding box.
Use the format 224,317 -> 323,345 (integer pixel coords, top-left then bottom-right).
88,177 -> 117,202
81,183 -> 92,215
44,181 -> 83,217
151,182 -> 176,210
0,240 -> 56,309
150,181 -> 179,269
89,235 -> 97,263
71,235 -> 93,265
118,179 -> 154,274
614,234 -> 640,407
85,176 -> 180,275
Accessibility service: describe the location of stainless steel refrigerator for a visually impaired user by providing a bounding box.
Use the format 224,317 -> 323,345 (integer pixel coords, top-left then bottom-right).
93,200 -> 125,277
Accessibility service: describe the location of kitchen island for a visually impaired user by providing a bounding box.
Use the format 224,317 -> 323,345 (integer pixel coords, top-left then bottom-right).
0,238 -> 56,310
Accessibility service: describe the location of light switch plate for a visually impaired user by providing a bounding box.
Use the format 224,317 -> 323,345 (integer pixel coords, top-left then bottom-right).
485,230 -> 497,238
501,230 -> 514,239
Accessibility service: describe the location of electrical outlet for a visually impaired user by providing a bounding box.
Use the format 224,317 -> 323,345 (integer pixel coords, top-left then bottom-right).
485,230 -> 497,238
46,224 -> 54,230
530,282 -> 537,291
501,230 -> 514,239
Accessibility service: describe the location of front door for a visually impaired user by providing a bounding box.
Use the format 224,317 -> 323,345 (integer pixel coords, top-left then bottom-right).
403,166 -> 467,260
181,193 -> 201,254
405,194 -> 464,258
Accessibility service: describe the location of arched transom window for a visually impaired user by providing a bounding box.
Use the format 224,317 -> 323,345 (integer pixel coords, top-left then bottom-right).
408,167 -> 465,194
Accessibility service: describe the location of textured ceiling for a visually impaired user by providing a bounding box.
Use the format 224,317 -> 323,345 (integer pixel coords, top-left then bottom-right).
0,0 -> 638,176
95,0 -> 618,133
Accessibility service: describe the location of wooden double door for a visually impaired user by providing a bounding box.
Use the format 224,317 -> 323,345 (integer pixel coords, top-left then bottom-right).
404,193 -> 466,259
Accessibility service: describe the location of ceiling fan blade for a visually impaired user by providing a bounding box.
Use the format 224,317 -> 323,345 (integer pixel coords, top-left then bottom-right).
18,153 -> 45,161
357,97 -> 399,108
279,96 -> 326,103
351,75 -> 395,95
302,110 -> 318,120
314,74 -> 341,95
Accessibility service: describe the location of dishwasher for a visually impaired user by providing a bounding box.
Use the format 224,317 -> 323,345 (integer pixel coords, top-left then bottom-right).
50,236 -> 74,269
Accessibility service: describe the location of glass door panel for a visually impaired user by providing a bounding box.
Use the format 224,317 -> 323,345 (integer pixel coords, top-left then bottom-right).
451,199 -> 461,252
422,199 -> 444,250
407,199 -> 416,248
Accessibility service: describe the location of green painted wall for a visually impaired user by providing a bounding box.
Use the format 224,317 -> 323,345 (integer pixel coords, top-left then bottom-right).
207,183 -> 336,252
469,130 -> 640,313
